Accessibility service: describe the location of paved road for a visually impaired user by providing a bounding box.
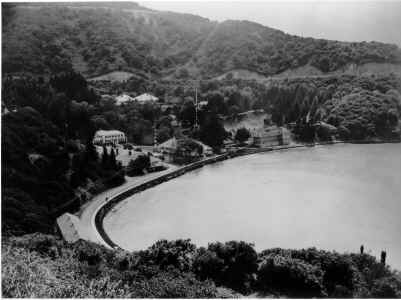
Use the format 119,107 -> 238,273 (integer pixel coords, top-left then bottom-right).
76,166 -> 178,248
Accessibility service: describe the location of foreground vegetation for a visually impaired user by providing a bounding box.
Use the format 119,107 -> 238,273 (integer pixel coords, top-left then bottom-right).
2,234 -> 401,298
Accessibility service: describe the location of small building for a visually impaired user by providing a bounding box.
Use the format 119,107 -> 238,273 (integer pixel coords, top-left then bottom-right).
56,213 -> 83,243
93,130 -> 127,145
252,126 -> 291,148
115,93 -> 135,105
224,138 -> 237,150
157,137 -> 213,163
133,93 -> 159,103
197,101 -> 208,108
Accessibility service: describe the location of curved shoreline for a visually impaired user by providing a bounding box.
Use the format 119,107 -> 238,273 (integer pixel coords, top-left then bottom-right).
92,140 -> 400,250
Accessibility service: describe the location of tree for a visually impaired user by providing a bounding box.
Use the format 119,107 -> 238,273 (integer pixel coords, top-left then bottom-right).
206,92 -> 227,115
180,101 -> 196,127
109,148 -> 117,170
101,146 -> 108,168
199,114 -> 227,150
126,155 -> 150,176
227,105 -> 240,117
157,127 -> 172,144
84,137 -> 98,163
235,127 -> 251,144
142,239 -> 197,272
176,67 -> 189,79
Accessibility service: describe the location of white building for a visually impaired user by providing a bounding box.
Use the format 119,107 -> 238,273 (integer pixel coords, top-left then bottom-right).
115,94 -> 135,105
93,130 -> 127,145
133,93 -> 159,103
197,101 -> 208,108
252,126 -> 291,147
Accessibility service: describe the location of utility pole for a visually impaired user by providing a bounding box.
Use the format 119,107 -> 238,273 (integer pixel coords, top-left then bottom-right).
195,87 -> 199,129
153,121 -> 158,151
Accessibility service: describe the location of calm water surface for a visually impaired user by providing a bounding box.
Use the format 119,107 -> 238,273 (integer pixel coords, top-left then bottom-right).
104,144 -> 401,269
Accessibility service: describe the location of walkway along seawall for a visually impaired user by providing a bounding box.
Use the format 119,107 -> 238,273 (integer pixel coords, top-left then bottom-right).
92,139 -> 400,250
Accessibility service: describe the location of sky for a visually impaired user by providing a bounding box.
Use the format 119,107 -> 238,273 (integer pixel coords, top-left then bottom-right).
141,1 -> 401,46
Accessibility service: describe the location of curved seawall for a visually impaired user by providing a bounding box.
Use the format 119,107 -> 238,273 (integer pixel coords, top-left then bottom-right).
93,140 -> 398,250
93,145 -> 300,249
94,153 -> 232,249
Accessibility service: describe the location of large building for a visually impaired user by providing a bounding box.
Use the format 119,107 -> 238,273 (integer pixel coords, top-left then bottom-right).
93,130 -> 127,145
252,126 -> 291,147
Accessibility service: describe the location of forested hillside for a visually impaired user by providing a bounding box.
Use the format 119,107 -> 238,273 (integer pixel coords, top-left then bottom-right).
3,2 -> 401,78
103,73 -> 401,141
1,73 -> 127,235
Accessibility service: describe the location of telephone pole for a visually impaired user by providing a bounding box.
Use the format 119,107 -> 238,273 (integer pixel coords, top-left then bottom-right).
153,121 -> 158,151
195,87 -> 199,129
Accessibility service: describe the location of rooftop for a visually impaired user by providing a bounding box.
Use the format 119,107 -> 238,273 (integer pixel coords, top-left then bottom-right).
95,130 -> 125,136
133,93 -> 159,102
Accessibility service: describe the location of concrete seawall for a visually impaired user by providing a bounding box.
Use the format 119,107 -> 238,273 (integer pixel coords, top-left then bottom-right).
94,153 -> 232,249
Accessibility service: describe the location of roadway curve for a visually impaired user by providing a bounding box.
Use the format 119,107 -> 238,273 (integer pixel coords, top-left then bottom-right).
77,167 -> 179,248
77,154 -> 234,249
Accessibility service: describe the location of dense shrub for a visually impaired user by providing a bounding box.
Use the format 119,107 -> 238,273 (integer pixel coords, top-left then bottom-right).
9,233 -> 63,258
139,239 -> 197,272
260,247 -> 360,297
257,254 -> 326,297
128,269 -> 218,298
1,235 -> 222,298
371,277 -> 401,298
103,169 -> 126,188
126,155 -> 151,176
193,248 -> 225,281
234,127 -> 251,144
2,234 -> 401,298
193,241 -> 258,293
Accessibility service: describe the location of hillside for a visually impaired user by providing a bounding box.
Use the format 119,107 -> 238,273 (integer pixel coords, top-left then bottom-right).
3,2 -> 401,78
1,73 -> 128,235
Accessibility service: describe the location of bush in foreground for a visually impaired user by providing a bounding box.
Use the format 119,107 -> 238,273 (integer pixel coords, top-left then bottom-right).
2,234 -> 401,298
193,241 -> 258,293
257,254 -> 326,297
1,235 -> 224,298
